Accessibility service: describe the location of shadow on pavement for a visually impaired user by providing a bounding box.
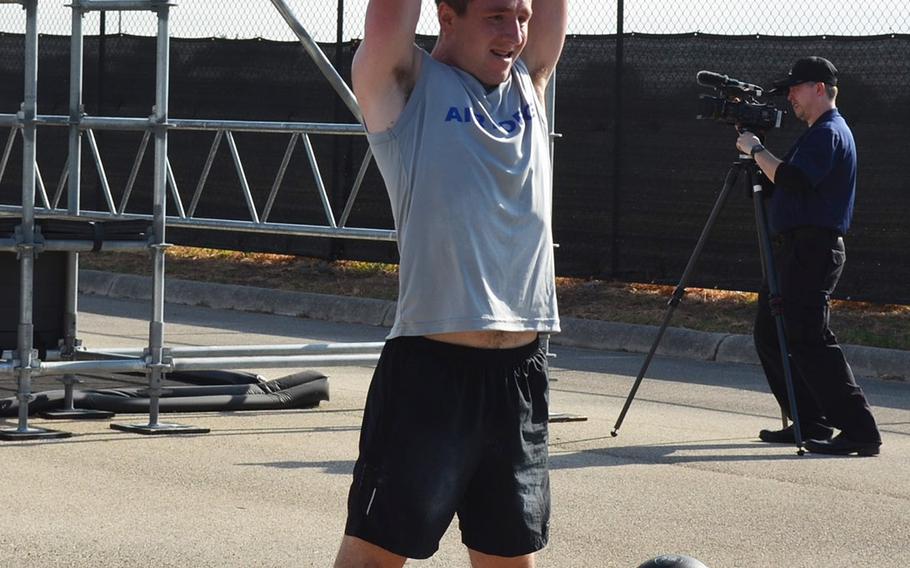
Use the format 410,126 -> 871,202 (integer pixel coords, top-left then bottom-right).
550,439 -> 812,469
238,459 -> 354,474
550,345 -> 910,412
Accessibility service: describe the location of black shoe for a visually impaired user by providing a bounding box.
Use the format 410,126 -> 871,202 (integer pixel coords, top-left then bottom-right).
759,423 -> 833,444
804,433 -> 881,457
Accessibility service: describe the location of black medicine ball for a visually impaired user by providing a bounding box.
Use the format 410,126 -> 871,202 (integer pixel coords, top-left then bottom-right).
637,554 -> 709,568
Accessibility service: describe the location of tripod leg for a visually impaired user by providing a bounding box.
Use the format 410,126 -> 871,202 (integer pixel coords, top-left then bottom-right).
611,164 -> 741,436
749,166 -> 805,455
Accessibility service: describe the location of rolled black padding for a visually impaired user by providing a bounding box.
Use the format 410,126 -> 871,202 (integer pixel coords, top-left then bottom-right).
37,219 -> 151,244
0,370 -> 329,416
78,376 -> 329,413
89,384 -> 267,399
257,370 -> 328,393
0,390 -> 66,415
0,219 -> 150,246
89,370 -> 326,399
160,369 -> 266,386
87,369 -> 266,386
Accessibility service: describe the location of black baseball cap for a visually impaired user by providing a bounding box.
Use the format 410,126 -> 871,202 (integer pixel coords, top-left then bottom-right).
768,56 -> 838,95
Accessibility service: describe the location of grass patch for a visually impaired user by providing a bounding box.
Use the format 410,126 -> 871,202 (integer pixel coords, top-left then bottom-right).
80,246 -> 910,351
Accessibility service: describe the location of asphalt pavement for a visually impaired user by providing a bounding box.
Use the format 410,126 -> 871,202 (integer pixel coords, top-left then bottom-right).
1,294 -> 908,567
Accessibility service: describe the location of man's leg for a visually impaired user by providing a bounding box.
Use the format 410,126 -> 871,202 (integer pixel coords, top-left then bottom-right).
459,344 -> 550,559
785,295 -> 880,455
469,549 -> 535,568
753,284 -> 828,431
789,324 -> 879,440
334,536 -> 406,568
782,235 -> 879,442
340,338 -> 497,562
753,285 -> 790,411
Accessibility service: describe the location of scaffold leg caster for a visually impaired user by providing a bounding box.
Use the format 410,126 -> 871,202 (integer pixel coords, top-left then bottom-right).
110,422 -> 209,435
42,408 -> 115,420
109,381 -> 208,434
110,380 -> 207,434
0,425 -> 72,441
40,375 -> 115,420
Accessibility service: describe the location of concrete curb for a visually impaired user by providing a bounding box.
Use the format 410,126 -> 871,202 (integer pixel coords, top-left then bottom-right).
554,318 -> 729,362
79,270 -> 909,382
79,270 -> 396,326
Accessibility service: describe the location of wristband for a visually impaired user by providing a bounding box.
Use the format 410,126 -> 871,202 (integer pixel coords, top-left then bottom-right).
750,144 -> 766,158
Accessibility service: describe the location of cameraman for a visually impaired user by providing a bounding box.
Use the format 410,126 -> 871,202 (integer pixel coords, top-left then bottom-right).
735,56 -> 881,457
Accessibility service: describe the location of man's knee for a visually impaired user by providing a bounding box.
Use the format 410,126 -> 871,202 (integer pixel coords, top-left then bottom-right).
468,548 -> 536,568
783,304 -> 828,348
334,536 -> 407,568
753,312 -> 778,355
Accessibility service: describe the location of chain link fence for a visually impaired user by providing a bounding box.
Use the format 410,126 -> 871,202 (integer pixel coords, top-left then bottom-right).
623,0 -> 908,36
0,1 -> 908,39
1,1 -> 909,302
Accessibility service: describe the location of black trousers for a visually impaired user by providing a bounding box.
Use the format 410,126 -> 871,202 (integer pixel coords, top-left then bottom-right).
753,227 -> 880,442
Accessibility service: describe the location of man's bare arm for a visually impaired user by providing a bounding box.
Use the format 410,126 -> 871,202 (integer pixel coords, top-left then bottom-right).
521,0 -> 569,105
737,132 -> 783,182
352,0 -> 423,133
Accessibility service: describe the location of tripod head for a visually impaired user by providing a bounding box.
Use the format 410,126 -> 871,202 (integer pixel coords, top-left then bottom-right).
736,156 -> 771,201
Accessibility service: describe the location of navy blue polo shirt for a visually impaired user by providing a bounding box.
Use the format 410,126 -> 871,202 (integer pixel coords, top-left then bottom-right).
770,109 -> 857,235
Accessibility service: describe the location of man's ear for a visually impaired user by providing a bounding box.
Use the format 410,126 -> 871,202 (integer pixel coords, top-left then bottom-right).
438,2 -> 456,33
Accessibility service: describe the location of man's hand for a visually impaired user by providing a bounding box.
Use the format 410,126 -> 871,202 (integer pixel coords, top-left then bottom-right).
736,131 -> 783,183
736,132 -> 762,155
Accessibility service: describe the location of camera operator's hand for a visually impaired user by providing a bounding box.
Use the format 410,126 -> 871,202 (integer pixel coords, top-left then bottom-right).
736,132 -> 762,155
736,131 -> 783,183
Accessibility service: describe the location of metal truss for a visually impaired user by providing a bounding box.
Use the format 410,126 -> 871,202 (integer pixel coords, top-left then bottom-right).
0,0 -> 563,439
0,117 -> 390,242
0,0 -> 384,440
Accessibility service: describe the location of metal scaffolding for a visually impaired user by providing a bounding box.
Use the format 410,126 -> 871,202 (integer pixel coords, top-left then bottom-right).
0,0 -> 563,439
0,0 -> 385,440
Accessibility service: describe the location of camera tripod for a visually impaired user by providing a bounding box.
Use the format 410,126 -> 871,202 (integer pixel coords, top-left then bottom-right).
610,155 -> 806,455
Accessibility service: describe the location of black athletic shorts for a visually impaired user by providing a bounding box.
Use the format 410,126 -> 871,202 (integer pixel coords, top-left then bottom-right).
344,335 -> 550,559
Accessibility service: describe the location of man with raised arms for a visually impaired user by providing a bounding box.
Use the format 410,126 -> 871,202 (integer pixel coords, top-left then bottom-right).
334,1 -> 568,566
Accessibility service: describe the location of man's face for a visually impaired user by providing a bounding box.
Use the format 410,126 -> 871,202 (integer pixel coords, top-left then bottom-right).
787,81 -> 822,123
442,0 -> 533,87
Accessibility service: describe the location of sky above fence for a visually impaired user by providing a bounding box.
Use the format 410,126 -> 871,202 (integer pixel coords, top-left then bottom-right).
0,0 -> 907,40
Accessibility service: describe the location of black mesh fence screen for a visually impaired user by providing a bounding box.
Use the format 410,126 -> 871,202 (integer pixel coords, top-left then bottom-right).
1,31 -> 908,303
552,34 -> 910,305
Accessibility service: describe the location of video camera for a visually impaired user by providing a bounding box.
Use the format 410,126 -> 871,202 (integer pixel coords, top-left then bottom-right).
695,71 -> 784,133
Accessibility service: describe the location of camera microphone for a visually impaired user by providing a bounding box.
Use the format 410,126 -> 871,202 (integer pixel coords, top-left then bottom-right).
696,71 -> 764,96
696,71 -> 730,88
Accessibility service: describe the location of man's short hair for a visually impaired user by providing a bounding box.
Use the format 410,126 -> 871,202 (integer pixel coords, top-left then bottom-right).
825,84 -> 838,100
436,0 -> 470,15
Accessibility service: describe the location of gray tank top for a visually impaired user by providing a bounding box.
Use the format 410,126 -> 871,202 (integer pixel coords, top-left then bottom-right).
367,49 -> 560,338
